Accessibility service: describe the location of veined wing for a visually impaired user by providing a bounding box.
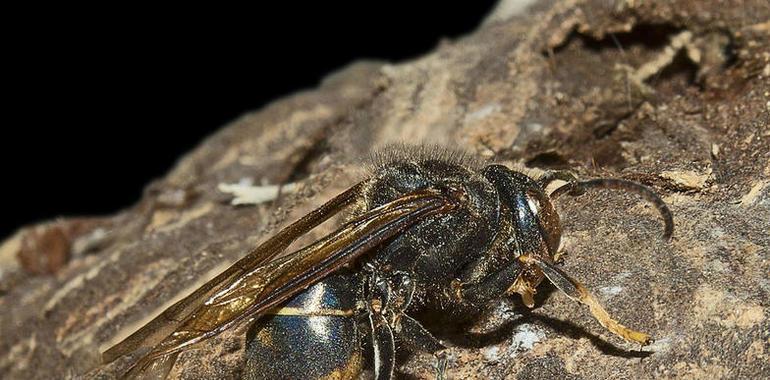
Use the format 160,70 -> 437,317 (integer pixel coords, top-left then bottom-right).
106,186 -> 456,377
103,181 -> 366,364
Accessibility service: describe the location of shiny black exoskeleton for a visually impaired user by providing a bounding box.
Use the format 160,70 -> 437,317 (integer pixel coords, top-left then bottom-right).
244,274 -> 363,379
243,149 -> 672,379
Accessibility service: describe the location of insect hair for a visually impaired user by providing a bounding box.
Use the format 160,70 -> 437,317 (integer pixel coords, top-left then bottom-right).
364,143 -> 556,189
366,143 -> 485,174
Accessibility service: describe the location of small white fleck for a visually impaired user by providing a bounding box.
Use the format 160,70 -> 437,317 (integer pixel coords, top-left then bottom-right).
482,345 -> 501,362
599,272 -> 631,298
599,285 -> 624,297
646,336 -> 672,352
218,181 -> 297,205
509,324 -> 545,355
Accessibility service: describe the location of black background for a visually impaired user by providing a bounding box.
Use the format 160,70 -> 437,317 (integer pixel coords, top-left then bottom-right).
2,3 -> 498,239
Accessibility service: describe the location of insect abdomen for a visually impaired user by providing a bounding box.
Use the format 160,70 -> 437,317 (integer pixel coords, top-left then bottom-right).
243,274 -> 362,380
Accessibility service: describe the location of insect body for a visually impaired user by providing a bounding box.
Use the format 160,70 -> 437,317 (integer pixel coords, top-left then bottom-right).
244,274 -> 362,379
103,148 -> 673,379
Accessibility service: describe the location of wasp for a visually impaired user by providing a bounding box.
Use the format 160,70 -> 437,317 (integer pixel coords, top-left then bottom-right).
102,146 -> 673,379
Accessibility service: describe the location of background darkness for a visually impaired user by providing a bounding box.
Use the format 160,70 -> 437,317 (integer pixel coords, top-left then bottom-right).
2,3 -> 498,240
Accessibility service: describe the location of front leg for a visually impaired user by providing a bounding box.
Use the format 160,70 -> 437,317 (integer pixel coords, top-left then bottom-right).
453,258 -> 525,306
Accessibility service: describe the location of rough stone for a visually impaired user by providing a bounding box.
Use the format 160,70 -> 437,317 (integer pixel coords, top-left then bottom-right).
1,1 -> 768,379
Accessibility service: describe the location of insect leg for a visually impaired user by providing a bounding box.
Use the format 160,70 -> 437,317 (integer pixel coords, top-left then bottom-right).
521,255 -> 653,346
384,270 -> 449,379
398,314 -> 449,380
367,300 -> 396,380
454,261 -> 525,306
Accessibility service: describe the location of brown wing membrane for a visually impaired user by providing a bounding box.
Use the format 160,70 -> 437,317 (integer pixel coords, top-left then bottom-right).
103,181 -> 366,364
106,186 -> 455,377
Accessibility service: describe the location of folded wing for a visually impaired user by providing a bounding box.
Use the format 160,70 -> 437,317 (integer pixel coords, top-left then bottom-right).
102,184 -> 455,378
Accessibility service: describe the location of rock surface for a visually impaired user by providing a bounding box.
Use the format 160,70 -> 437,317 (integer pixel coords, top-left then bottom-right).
1,1 -> 768,379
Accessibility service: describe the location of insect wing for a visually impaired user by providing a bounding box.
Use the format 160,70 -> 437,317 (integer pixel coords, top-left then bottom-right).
102,182 -> 366,364
108,188 -> 454,376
